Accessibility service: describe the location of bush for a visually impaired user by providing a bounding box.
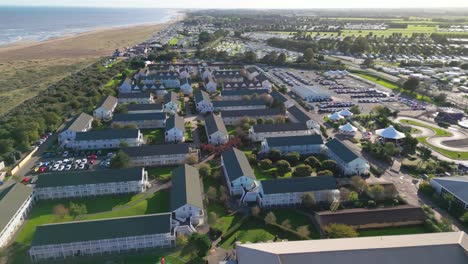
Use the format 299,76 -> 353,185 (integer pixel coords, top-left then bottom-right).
367,200 -> 376,207
324,223 -> 358,238
189,233 -> 212,257
276,160 -> 291,174
293,164 -> 313,177
260,159 -> 273,170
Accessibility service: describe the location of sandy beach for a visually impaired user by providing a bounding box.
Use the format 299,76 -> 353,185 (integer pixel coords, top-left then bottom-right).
0,15 -> 180,115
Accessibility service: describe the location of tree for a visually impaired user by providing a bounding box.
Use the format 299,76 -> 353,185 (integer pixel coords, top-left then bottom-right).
251,206 -> 261,217
460,212 -> 468,225
206,186 -> 217,201
296,225 -> 311,237
264,212 -> 277,225
361,58 -> 374,68
285,152 -> 300,166
53,204 -> 69,218
321,160 -> 338,174
260,159 -> 273,170
198,31 -> 212,45
305,156 -> 321,169
219,186 -> 229,204
281,219 -> 292,229
69,202 -> 87,218
317,170 -> 333,177
276,160 -> 292,174
301,192 -> 316,207
176,233 -> 188,247
351,176 -> 368,194
293,164 -> 313,177
245,152 -> 257,165
348,191 -> 359,202
208,212 -> 218,226
367,185 -> 385,201
276,53 -> 287,65
185,154 -> 199,165
189,233 -> 212,257
383,142 -> 398,157
110,150 -> 131,169
403,78 -> 420,92
268,149 -> 282,162
303,48 -> 315,62
324,224 -> 358,238
434,93 -> 447,103
349,105 -> 361,115
419,147 -> 432,165
198,163 -> 212,178
243,51 -> 257,63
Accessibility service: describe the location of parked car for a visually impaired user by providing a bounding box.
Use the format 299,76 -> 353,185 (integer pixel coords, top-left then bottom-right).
79,163 -> 85,170
58,165 -> 65,171
65,164 -> 72,171
62,151 -> 69,157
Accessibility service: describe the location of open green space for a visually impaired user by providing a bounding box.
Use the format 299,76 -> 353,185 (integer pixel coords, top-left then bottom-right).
417,137 -> 468,160
269,209 -> 320,239
358,225 -> 428,237
169,37 -> 179,46
227,126 -> 237,136
399,119 -> 453,137
143,128 -> 165,144
147,166 -> 178,181
208,203 -> 240,233
253,165 -> 293,180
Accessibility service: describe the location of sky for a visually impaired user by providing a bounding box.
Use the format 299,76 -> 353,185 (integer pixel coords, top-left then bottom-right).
1,0 -> 468,9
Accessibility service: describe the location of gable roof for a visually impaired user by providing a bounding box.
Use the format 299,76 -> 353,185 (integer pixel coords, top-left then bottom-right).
127,103 -> 163,112
325,138 -> 361,163
31,213 -> 171,246
316,205 -> 426,227
97,95 -> 117,111
164,91 -> 178,104
118,92 -> 152,99
165,115 -> 184,130
287,105 -> 313,122
271,90 -> 289,103
221,148 -> 256,182
261,176 -> 337,195
221,108 -> 282,118
0,181 -> 33,233
220,89 -> 269,97
205,113 -> 228,135
64,113 -> 93,132
252,122 -> 309,133
35,168 -> 143,188
431,176 -> 468,204
213,100 -> 266,108
170,165 -> 203,210
75,129 -> 140,141
265,135 -> 323,148
113,113 -> 166,122
194,89 -> 211,104
122,144 -> 190,157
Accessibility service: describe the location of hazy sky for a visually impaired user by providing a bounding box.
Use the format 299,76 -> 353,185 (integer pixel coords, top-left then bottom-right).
1,0 -> 468,9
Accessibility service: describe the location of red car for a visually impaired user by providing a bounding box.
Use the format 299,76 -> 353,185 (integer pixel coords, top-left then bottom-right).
38,166 -> 47,173
21,177 -> 31,183
89,159 -> 96,165
88,154 -> 97,160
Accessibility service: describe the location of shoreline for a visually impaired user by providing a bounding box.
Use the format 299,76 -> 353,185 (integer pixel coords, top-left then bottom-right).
0,10 -> 185,52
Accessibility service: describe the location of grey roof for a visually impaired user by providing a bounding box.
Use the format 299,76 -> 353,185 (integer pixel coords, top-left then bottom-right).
265,135 -> 323,148
221,148 -> 256,182
35,168 -> 143,188
221,108 -> 282,118
220,89 -> 269,97
213,100 -> 266,108
325,138 -> 360,163
252,123 -> 309,133
98,95 -> 117,111
431,176 -> 468,204
165,115 -> 184,130
205,114 -> 228,135
194,89 -> 211,104
164,91 -> 178,104
170,165 -> 203,210
119,92 -> 152,99
287,105 -> 313,122
0,181 -> 33,233
75,129 -> 140,141
261,176 -> 337,195
235,232 -> 468,264
113,113 -> 166,122
31,213 -> 171,246
122,144 -> 190,157
271,90 -> 289,103
127,103 -> 163,112
64,113 -> 93,132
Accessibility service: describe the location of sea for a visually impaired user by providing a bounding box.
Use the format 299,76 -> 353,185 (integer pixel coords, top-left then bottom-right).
0,6 -> 176,46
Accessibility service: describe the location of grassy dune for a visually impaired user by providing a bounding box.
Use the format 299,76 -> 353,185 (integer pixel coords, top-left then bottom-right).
0,23 -> 169,115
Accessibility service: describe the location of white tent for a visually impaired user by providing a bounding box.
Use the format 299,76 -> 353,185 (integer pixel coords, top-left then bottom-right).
328,112 -> 344,121
375,125 -> 406,140
339,123 -> 358,134
339,109 -> 354,118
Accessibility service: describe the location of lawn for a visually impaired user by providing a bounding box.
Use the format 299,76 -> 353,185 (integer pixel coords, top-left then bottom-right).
147,166 -> 177,181
269,209 -> 320,239
169,37 -> 179,46
227,126 -> 237,136
253,165 -> 293,180
208,203 -> 239,233
143,128 -> 165,144
15,190 -> 170,246
418,137 -> 468,160
399,119 -> 453,137
358,225 -> 429,237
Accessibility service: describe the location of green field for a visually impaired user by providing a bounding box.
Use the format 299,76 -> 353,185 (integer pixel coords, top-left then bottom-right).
169,37 -> 179,46
417,137 -> 468,160
143,128 -> 165,144
358,225 -> 428,237
208,203 -> 240,233
147,166 -> 178,181
399,119 -> 453,137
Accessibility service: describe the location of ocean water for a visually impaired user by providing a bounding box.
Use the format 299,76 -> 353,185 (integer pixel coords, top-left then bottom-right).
0,6 -> 175,46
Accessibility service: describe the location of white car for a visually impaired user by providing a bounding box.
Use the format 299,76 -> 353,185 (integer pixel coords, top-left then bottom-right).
75,159 -> 81,164
58,165 -> 65,171
62,151 -> 69,157
65,164 -> 72,171
63,159 -> 69,163
52,165 -> 59,171
56,160 -> 63,165
81,158 -> 87,164
79,163 -> 85,170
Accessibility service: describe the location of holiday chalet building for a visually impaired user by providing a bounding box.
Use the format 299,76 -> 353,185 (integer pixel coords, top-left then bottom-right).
221,148 -> 257,196
67,129 -> 144,150
122,144 -> 194,167
58,113 -> 93,144
34,168 -> 149,200
171,165 -> 204,226
29,213 -> 175,262
112,113 -> 166,129
325,138 -> 370,176
260,135 -> 325,155
249,123 -> 312,142
93,95 -> 118,121
205,114 -> 229,145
